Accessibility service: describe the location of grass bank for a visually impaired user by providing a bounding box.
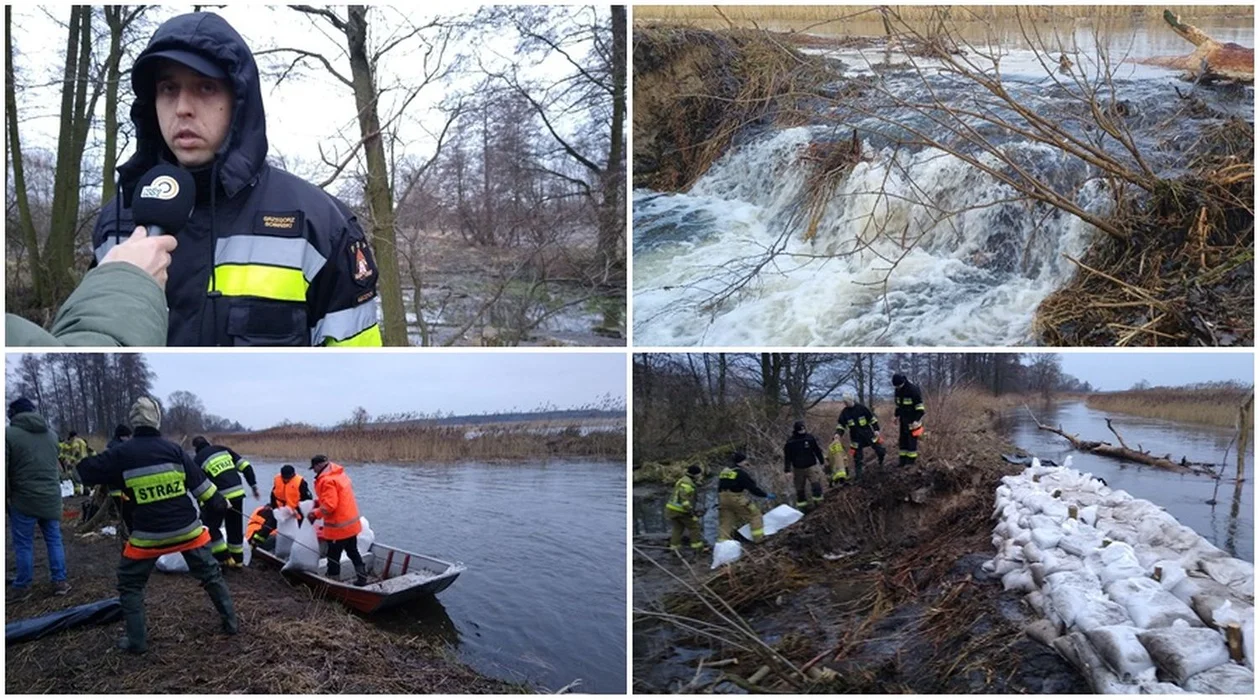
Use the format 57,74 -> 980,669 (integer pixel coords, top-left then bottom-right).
215,420 -> 625,464
4,516 -> 521,693
1085,384 -> 1253,427
634,5 -> 1253,24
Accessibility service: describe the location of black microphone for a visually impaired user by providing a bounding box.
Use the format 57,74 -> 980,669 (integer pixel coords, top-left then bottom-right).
132,164 -> 196,236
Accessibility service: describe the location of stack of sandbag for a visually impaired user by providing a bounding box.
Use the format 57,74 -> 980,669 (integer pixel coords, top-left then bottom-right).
984,458 -> 1253,693
711,504 -> 806,570
282,501 -> 322,573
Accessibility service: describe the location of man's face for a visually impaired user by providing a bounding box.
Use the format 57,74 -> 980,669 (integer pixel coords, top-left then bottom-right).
154,61 -> 233,167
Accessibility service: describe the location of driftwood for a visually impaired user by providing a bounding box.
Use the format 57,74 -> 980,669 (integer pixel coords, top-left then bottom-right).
1140,10 -> 1254,83
1024,405 -> 1216,475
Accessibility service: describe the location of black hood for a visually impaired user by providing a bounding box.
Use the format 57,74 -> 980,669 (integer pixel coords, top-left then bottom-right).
119,12 -> 268,205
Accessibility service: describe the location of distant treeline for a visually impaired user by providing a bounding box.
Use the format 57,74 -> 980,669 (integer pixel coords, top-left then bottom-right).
634,5 -> 1253,23
1086,382 -> 1253,428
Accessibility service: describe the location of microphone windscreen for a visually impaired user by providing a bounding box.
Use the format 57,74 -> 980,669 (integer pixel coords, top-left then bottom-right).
132,164 -> 196,235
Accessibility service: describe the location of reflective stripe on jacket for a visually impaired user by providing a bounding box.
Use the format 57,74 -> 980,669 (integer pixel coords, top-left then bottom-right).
312,463 -> 362,540
666,475 -> 697,514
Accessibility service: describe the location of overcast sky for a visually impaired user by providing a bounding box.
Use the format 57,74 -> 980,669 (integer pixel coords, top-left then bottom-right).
137,352 -> 624,429
1056,352 -> 1253,391
11,4 -> 590,195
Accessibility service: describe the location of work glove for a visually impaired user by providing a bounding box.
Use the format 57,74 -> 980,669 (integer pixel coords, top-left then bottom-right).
251,486 -> 261,500
874,434 -> 884,445
306,511 -> 319,523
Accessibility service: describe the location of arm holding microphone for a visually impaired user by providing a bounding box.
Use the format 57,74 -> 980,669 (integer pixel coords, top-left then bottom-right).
5,228 -> 176,347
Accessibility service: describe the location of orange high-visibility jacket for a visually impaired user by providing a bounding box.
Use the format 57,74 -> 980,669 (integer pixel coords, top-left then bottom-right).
271,474 -> 306,511
311,463 -> 362,541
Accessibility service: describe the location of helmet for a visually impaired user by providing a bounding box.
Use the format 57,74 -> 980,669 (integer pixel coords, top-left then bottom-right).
841,393 -> 856,405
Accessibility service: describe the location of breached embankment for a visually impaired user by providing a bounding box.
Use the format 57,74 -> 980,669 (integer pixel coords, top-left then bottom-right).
988,460 -> 1254,693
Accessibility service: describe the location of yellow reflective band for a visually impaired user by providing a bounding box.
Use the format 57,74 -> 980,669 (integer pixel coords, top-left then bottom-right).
323,324 -> 382,347
212,264 -> 308,302
915,404 -> 926,411
858,418 -> 867,425
130,525 -> 204,548
906,452 -> 919,458
719,469 -> 736,480
665,503 -> 690,513
751,529 -> 765,536
210,541 -> 229,553
125,471 -> 186,505
220,486 -> 247,499
690,541 -> 705,549
203,453 -> 236,478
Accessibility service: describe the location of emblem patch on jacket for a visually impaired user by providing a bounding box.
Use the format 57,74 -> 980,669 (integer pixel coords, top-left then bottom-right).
348,239 -> 377,286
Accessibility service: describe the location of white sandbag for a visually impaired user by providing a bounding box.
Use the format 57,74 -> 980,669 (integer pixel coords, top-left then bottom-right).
1085,625 -> 1157,682
1011,528 -> 1032,547
1022,542 -> 1044,564
156,552 -> 189,573
1078,505 -> 1099,527
993,558 -> 1021,576
1138,624 -> 1231,684
1106,578 -> 1202,629
59,480 -> 74,498
1053,631 -> 1139,693
737,504 -> 803,540
1149,560 -> 1186,593
1183,663 -> 1254,694
1031,527 -> 1062,550
273,506 -> 298,557
1027,514 -> 1060,532
1074,597 -> 1135,633
1199,556 -> 1254,592
282,503 -> 322,573
1137,681 -> 1188,693
1060,533 -> 1102,558
711,539 -> 742,569
1025,619 -> 1060,647
357,516 -> 376,554
1003,569 -> 1036,593
1026,590 -> 1048,616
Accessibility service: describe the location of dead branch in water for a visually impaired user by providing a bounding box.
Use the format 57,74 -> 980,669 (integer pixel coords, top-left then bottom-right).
1023,404 -> 1215,474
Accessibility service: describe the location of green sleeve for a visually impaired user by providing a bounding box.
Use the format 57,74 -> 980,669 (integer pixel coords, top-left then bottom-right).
45,263 -> 167,346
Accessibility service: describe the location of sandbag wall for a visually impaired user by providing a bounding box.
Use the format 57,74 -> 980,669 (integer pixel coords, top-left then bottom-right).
985,459 -> 1254,693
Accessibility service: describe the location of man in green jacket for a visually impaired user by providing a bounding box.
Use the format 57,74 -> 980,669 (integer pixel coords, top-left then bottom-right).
5,227 -> 175,347
5,398 -> 70,601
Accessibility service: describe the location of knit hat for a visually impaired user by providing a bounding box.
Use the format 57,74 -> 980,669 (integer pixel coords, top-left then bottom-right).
7,397 -> 36,418
129,396 -> 162,430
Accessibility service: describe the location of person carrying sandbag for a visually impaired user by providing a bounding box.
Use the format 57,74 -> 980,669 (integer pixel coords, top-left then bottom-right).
664,465 -> 708,554
717,453 -> 772,543
306,455 -> 368,586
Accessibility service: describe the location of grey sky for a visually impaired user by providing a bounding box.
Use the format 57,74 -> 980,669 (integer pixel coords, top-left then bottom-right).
141,352 -> 624,429
1055,352 -> 1254,391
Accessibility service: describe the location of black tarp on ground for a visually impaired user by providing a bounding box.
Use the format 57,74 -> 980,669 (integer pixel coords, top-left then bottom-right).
5,597 -> 121,645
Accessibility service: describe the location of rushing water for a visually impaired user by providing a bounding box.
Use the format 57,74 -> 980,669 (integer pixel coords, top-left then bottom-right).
1007,401 -> 1253,561
241,459 -> 627,693
633,18 -> 1254,346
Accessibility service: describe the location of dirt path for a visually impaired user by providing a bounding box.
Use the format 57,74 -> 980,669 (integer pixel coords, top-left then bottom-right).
633,414 -> 1089,693
5,518 -> 520,694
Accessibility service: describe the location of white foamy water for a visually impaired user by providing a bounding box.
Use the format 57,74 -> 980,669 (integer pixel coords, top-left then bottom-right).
634,127 -> 1108,346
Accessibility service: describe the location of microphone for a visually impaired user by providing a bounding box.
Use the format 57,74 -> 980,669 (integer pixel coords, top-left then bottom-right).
132,164 -> 196,236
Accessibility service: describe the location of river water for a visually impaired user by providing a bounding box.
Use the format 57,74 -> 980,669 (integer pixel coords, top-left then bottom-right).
633,17 -> 1254,346
239,459 -> 627,693
1007,401 -> 1253,561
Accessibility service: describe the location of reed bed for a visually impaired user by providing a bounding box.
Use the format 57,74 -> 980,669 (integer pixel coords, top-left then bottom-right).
1086,384 -> 1252,427
215,421 -> 625,464
634,5 -> 1252,24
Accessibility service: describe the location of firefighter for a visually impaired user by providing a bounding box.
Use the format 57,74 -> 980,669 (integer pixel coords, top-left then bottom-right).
75,396 -> 236,653
784,420 -> 826,509
61,431 -> 88,494
718,453 -> 772,543
190,436 -> 260,568
245,504 -> 278,552
307,455 -> 368,586
269,464 -> 313,512
836,393 -> 886,478
892,374 -> 926,466
664,465 -> 706,553
827,434 -> 849,486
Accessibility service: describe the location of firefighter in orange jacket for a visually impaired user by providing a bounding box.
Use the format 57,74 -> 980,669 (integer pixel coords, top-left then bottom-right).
269,464 -> 313,512
306,455 -> 367,586
245,505 -> 277,551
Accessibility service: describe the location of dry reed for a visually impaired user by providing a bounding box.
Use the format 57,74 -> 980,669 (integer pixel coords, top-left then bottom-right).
634,5 -> 1252,24
1086,384 -> 1252,427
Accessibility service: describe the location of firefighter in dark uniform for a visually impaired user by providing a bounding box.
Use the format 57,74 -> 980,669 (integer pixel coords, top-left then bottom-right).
106,424 -> 136,534
784,421 -> 826,509
76,396 -> 236,653
191,436 -> 259,567
718,453 -> 772,542
892,373 -> 926,466
663,465 -> 706,553
92,12 -> 382,346
836,393 -> 886,478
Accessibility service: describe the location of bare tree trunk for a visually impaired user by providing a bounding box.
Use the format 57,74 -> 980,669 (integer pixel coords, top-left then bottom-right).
1025,405 -> 1213,474
6,6 -> 44,302
599,5 -> 627,332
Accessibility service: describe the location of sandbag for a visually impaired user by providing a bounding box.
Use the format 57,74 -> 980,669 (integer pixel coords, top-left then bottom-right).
1106,577 -> 1202,629
1025,619 -> 1060,647
1183,662 -> 1254,693
1198,556 -> 1254,593
1138,624 -> 1231,684
1078,505 -> 1099,527
357,516 -> 376,555
1053,631 -> 1138,693
1002,568 -> 1036,593
59,480 -> 73,498
1149,560 -> 1186,593
711,540 -> 742,569
282,502 -> 321,574
738,504 -> 803,540
1086,625 -> 1157,683
1031,527 -> 1062,550
273,506 -> 299,558
155,552 -> 189,573
5,598 -> 122,645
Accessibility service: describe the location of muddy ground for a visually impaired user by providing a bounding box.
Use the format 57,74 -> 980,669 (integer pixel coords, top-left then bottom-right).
632,415 -> 1090,693
5,519 -> 521,694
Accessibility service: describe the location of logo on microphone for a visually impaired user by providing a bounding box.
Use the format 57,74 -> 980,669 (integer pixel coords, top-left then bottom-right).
139,175 -> 180,200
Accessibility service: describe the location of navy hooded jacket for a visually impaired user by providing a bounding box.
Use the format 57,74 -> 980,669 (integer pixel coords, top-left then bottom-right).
92,12 -> 382,347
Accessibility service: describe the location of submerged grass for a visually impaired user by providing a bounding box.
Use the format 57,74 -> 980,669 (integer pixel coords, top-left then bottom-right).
1086,384 -> 1253,427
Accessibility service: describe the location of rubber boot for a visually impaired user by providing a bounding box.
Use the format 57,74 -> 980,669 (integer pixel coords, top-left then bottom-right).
353,564 -> 369,587
117,607 -> 147,654
207,581 -> 238,635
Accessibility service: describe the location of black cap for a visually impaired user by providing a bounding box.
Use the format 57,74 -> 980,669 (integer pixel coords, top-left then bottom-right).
68,431 -> 78,438
280,464 -> 295,478
135,49 -> 227,82
892,373 -> 906,386
793,420 -> 806,433
731,451 -> 747,465
7,397 -> 35,418
310,455 -> 329,469
687,464 -> 702,475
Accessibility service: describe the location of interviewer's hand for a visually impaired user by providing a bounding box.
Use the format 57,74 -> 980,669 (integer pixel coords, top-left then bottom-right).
101,226 -> 178,288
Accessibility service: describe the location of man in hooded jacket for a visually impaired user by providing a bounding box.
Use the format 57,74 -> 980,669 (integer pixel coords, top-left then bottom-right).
6,398 -> 71,601
92,12 -> 382,347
